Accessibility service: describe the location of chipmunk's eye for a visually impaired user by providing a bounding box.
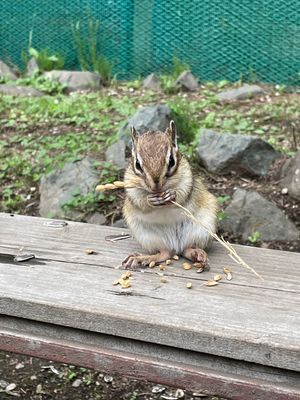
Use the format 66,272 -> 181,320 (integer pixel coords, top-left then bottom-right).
135,159 -> 143,173
168,154 -> 175,170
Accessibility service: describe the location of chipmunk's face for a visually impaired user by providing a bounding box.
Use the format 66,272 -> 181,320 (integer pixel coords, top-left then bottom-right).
131,121 -> 181,193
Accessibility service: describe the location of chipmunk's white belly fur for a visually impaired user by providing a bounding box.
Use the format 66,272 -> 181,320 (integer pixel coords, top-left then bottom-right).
127,206 -> 216,254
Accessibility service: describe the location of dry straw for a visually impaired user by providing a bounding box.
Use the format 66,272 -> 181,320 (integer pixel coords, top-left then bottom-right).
96,180 -> 263,280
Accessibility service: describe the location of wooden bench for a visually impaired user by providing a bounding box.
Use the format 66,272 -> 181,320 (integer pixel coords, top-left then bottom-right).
0,212 -> 299,399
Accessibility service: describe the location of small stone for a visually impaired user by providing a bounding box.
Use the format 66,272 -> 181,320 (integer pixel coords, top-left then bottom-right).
0,60 -> 18,81
72,379 -> 82,388
43,70 -> 102,92
142,73 -> 161,90
217,85 -> 264,101
36,384 -> 43,394
86,213 -> 106,225
280,151 -> 300,200
175,70 -> 199,91
152,385 -> 166,393
281,187 -> 288,195
0,380 -> 9,388
0,84 -> 43,97
6,383 -> 17,392
103,375 -> 113,383
15,362 -> 24,370
26,58 -> 39,77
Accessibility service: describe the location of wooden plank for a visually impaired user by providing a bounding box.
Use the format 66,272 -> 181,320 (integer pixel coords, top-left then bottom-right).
0,254 -> 299,371
1,213 -> 300,292
0,316 -> 299,400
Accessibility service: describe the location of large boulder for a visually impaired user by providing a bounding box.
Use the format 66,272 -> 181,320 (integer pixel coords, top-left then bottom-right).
0,84 -> 43,97
105,140 -> 127,169
43,70 -> 102,92
118,104 -> 173,146
0,60 -> 17,81
217,85 -> 264,101
175,71 -> 199,91
197,129 -> 280,176
280,151 -> 300,201
220,189 -> 299,241
39,157 -> 101,221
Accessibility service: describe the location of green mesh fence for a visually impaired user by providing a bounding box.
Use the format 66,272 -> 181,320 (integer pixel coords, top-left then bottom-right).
1,0 -> 300,84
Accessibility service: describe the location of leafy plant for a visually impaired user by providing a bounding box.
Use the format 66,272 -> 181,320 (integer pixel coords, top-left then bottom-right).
160,56 -> 191,94
217,195 -> 231,205
217,210 -> 228,221
71,19 -> 113,84
15,76 -> 66,95
248,231 -> 261,243
23,47 -> 64,72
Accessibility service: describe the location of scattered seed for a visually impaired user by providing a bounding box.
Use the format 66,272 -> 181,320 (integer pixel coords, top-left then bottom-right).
72,379 -> 82,388
85,248 -> 94,255
224,267 -> 233,280
182,262 -> 192,270
205,280 -> 219,287
213,274 -> 222,282
166,259 -> 172,265
121,271 -> 131,279
149,261 -> 156,268
121,280 -> 131,289
104,375 -> 113,383
186,282 -> 193,289
152,385 -> 165,393
160,277 -> 167,283
173,255 -> 179,260
6,383 -> 16,392
159,264 -> 166,270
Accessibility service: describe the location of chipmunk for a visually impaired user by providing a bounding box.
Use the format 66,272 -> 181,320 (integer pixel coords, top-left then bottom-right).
122,120 -> 218,269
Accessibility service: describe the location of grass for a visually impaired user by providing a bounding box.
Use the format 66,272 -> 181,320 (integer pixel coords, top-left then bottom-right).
0,80 -> 299,214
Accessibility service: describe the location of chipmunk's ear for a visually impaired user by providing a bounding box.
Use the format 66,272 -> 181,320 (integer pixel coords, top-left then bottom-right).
131,126 -> 138,150
168,120 -> 178,149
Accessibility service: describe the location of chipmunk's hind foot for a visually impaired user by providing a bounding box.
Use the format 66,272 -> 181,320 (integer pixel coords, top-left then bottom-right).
183,247 -> 210,270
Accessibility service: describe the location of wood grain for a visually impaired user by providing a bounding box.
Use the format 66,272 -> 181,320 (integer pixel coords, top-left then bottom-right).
0,213 -> 299,373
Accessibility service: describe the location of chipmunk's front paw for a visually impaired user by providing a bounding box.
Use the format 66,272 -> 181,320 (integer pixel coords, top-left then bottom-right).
147,189 -> 176,207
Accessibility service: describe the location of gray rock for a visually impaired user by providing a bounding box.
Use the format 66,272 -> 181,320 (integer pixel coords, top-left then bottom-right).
0,84 -> 43,97
26,58 -> 39,77
86,212 -> 106,225
0,60 -> 17,81
197,129 -> 280,176
43,70 -> 102,92
217,85 -> 264,101
142,73 -> 161,90
175,70 -> 199,91
220,189 -> 299,241
118,104 -> 173,145
105,140 -> 127,169
39,157 -> 99,220
112,218 -> 127,228
280,151 -> 300,200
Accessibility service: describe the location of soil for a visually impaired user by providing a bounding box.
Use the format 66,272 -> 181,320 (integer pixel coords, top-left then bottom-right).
0,351 -> 223,400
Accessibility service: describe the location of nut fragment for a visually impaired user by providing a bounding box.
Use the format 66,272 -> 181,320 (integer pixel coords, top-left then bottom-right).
160,277 -> 167,283
166,259 -> 172,265
224,267 -> 233,281
120,279 -> 131,289
159,264 -> 166,271
173,255 -> 179,260
213,274 -> 222,282
85,248 -> 94,255
121,271 -> 131,280
182,262 -> 192,270
196,267 -> 204,273
113,279 -> 119,285
186,282 -> 193,289
149,261 -> 156,268
205,280 -> 219,287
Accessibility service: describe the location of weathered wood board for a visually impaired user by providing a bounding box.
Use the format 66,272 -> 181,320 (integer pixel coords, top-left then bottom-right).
0,212 -> 300,398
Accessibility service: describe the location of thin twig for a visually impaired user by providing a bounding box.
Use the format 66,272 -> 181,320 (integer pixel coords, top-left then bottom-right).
171,200 -> 263,280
